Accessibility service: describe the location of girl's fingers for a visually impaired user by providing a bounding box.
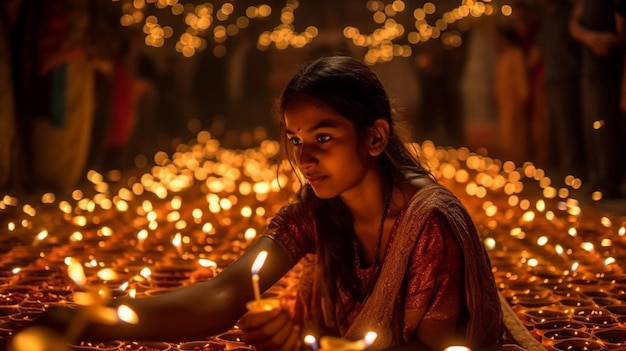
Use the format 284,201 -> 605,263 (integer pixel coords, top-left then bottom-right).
242,311 -> 296,350
239,308 -> 282,330
281,324 -> 301,351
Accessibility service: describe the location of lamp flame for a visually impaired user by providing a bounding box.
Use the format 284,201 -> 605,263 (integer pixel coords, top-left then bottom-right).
251,250 -> 268,301
363,331 -> 377,348
172,232 -> 183,255
117,304 -> 139,324
304,335 -> 319,351
67,257 -> 86,286
251,250 -> 268,275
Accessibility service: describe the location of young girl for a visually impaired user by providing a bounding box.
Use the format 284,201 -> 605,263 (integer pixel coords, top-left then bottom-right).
32,55 -> 504,350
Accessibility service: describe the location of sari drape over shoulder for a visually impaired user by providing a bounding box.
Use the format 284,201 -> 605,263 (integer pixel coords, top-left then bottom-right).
264,183 -> 503,350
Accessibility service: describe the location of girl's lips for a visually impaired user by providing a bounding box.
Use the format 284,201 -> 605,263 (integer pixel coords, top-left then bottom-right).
306,175 -> 326,186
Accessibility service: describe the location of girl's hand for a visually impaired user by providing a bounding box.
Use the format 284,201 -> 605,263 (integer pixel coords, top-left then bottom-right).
238,308 -> 301,351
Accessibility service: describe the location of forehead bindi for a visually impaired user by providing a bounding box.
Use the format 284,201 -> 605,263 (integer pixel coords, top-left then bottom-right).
284,104 -> 348,135
285,118 -> 345,136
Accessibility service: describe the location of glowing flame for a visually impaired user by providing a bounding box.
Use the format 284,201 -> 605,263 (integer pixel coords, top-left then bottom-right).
244,228 -> 257,241
73,291 -> 99,305
66,257 -> 86,286
363,331 -> 377,347
251,250 -> 268,275
137,229 -> 148,241
241,206 -> 252,217
568,227 -> 577,237
522,211 -> 535,222
304,335 -> 318,350
555,244 -> 564,255
172,232 -> 182,255
537,236 -> 548,246
117,304 -> 139,324
70,231 -> 83,241
581,242 -> 594,252
36,230 -> 48,241
484,237 -> 496,250
199,259 -> 217,269
97,268 -> 118,281
140,267 -> 152,280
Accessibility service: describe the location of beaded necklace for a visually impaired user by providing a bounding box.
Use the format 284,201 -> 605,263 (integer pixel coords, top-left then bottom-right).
353,189 -> 392,296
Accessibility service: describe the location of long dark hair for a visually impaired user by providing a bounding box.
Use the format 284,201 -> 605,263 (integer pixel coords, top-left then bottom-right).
275,55 -> 432,317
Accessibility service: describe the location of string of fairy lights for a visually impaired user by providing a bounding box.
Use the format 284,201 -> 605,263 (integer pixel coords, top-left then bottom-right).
114,0 -> 514,64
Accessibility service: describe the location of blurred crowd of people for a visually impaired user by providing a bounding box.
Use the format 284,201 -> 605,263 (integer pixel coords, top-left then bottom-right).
490,0 -> 626,198
382,0 -> 626,199
0,0 -> 283,197
1,0 -> 625,199
0,0 -> 160,196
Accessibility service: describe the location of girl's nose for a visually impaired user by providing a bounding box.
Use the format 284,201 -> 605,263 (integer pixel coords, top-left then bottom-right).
296,143 -> 317,169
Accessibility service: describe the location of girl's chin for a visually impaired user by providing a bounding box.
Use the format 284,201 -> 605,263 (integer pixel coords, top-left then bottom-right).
310,187 -> 337,199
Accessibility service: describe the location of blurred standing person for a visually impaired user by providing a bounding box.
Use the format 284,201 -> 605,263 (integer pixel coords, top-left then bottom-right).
192,43 -> 228,141
13,0 -> 98,194
0,0 -> 21,191
155,55 -> 185,145
85,0 -> 122,175
570,0 -> 626,199
413,37 -> 467,148
225,28 -> 273,148
412,0 -> 468,148
128,50 -> 158,161
494,24 -> 530,165
460,20 -> 499,153
103,34 -> 141,171
512,1 -> 550,168
533,0 -> 584,178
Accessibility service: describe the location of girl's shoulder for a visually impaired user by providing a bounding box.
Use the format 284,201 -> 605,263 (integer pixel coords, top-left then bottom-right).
401,175 -> 440,202
407,175 -> 437,192
400,177 -> 465,213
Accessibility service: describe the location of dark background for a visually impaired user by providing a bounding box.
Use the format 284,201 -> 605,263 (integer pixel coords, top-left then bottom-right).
2,0 -> 624,199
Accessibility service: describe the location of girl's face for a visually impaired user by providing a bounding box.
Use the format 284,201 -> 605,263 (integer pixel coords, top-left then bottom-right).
284,101 -> 376,199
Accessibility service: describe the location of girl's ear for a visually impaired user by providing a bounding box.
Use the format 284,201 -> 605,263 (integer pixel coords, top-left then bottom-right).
367,119 -> 391,157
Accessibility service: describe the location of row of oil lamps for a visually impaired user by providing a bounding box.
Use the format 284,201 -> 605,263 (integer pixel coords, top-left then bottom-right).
0,135 -> 625,350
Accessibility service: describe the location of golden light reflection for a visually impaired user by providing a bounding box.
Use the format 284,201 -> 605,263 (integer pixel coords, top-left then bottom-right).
112,0 -> 509,63
3,123 -> 626,348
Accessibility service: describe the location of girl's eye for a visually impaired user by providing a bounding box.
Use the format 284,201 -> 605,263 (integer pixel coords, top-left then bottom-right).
317,135 -> 331,143
288,137 -> 301,146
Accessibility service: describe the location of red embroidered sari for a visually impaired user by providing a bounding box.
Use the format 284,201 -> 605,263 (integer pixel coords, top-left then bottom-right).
264,183 -> 503,349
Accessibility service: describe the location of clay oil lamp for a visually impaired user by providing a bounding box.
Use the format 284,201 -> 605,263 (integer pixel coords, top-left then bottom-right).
523,308 -> 570,325
541,329 -> 592,348
533,319 -> 587,338
68,340 -> 124,351
177,340 -> 227,351
552,338 -> 606,351
245,251 -> 280,313
593,328 -> 626,349
319,331 -> 378,351
120,341 -> 173,350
